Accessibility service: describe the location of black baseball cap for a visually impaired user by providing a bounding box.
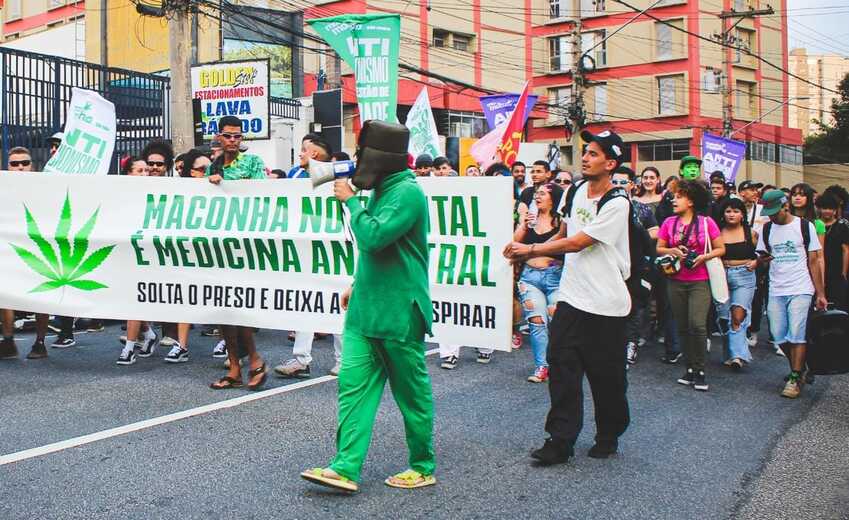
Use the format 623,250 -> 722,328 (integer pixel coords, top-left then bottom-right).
581,129 -> 625,168
738,180 -> 763,191
415,154 -> 433,168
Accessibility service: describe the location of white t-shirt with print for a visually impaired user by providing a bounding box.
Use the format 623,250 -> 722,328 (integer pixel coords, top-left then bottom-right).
756,216 -> 821,297
557,183 -> 632,317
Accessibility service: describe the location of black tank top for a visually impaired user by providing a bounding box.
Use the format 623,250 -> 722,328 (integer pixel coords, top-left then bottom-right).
724,240 -> 756,261
524,226 -> 564,263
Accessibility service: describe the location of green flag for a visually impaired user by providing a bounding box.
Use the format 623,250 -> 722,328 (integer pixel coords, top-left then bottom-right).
308,14 -> 401,124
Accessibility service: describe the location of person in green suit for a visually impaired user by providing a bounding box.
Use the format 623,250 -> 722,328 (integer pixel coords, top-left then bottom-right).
301,121 -> 436,493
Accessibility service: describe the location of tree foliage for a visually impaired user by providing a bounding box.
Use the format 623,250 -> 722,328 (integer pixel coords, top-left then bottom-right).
805,73 -> 849,164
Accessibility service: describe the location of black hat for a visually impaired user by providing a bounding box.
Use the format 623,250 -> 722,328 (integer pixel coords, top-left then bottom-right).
414,154 -> 433,168
580,129 -> 625,168
738,180 -> 763,191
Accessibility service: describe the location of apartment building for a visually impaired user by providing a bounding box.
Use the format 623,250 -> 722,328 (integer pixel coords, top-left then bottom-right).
1,0 -> 85,58
531,0 -> 803,185
789,48 -> 849,136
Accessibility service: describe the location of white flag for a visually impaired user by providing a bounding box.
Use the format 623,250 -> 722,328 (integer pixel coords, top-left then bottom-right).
44,88 -> 116,176
406,87 -> 441,159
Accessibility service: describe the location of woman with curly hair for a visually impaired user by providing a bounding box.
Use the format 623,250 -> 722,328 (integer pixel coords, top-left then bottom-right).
656,180 -> 725,391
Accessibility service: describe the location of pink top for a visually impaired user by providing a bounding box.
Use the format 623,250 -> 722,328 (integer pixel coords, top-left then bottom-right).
657,215 -> 721,282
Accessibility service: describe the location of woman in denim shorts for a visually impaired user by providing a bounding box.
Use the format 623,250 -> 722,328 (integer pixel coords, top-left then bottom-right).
718,198 -> 759,369
513,182 -> 565,383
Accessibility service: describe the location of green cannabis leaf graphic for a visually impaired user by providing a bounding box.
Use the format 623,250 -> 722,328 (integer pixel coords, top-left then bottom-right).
10,191 -> 115,293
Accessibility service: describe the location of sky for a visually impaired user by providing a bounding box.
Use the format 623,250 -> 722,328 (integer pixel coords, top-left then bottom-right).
786,0 -> 849,56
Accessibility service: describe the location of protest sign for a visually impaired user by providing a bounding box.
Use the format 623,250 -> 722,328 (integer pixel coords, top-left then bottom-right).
406,87 -> 441,159
309,14 -> 401,124
192,59 -> 270,140
479,93 -> 538,130
0,174 -> 513,350
701,132 -> 747,182
44,88 -> 116,176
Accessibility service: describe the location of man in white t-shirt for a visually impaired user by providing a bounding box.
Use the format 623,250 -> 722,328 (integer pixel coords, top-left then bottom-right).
504,129 -> 631,465
756,190 -> 827,399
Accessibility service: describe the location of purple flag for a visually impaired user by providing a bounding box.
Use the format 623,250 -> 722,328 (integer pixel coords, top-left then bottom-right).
480,93 -> 539,130
701,133 -> 747,182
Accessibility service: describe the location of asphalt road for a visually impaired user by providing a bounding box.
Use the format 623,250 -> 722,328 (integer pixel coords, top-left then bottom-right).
1,324 -> 847,519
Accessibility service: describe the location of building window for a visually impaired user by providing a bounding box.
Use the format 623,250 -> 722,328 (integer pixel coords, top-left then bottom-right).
549,87 -> 572,123
581,0 -> 606,15
655,19 -> 684,60
433,30 -> 448,48
49,0 -> 67,10
734,0 -> 749,12
446,111 -> 487,138
591,84 -> 608,120
779,144 -> 802,165
550,0 -> 563,19
734,28 -> 754,62
638,140 -> 691,162
702,68 -> 721,93
549,36 -> 571,72
748,141 -> 775,163
657,74 -> 685,115
453,34 -> 471,52
582,30 -> 606,67
6,0 -> 22,20
736,80 -> 757,118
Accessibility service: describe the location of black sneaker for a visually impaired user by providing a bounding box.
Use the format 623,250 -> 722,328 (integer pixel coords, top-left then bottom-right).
72,320 -> 89,334
117,344 -> 137,366
26,340 -> 48,359
164,345 -> 189,363
137,330 -> 160,358
440,356 -> 458,370
693,370 -> 709,391
86,320 -> 105,333
530,439 -> 573,466
677,368 -> 695,386
51,337 -> 76,349
476,352 -> 492,364
662,352 -> 683,364
0,337 -> 19,360
588,440 -> 618,459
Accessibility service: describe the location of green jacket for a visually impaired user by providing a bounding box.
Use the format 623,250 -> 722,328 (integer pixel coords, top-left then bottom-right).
343,170 -> 432,340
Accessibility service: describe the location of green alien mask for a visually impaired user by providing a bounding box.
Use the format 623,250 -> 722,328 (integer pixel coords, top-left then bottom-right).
680,162 -> 701,180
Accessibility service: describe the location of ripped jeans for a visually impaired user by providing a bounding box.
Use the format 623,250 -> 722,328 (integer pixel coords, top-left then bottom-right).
518,264 -> 563,369
717,266 -> 756,363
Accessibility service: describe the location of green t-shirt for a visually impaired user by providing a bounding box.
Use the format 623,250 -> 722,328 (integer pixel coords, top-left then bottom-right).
205,153 -> 266,180
815,218 -> 826,236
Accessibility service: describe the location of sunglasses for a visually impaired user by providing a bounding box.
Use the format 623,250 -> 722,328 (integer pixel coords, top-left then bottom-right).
9,160 -> 31,167
220,133 -> 243,140
611,179 -> 631,186
555,179 -> 572,185
147,161 -> 166,167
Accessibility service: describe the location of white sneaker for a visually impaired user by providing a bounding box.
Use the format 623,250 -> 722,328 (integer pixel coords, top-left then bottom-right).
774,343 -> 786,357
746,334 -> 758,347
160,336 -> 177,347
329,362 -> 341,376
117,344 -> 137,366
137,329 -> 160,358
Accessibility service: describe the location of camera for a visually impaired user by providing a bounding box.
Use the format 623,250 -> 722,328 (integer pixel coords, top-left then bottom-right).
683,250 -> 699,270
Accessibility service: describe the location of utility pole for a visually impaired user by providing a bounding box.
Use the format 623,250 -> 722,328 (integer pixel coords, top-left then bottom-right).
715,6 -> 774,137
167,1 -> 195,152
569,0 -> 584,171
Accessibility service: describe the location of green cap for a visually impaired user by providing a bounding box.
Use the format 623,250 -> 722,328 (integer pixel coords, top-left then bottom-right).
760,189 -> 789,217
679,155 -> 702,168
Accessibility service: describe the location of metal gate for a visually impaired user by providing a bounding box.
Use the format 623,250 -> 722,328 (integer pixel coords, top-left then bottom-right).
0,46 -> 169,171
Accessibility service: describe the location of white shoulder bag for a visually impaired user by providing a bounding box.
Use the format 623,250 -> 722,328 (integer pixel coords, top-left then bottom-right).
703,217 -> 729,304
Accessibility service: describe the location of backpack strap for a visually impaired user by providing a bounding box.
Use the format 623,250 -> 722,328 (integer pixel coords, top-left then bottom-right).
763,221 -> 772,253
799,217 -> 811,254
560,179 -> 587,218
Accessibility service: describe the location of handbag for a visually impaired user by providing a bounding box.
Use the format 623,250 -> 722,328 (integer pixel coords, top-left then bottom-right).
703,217 -> 729,303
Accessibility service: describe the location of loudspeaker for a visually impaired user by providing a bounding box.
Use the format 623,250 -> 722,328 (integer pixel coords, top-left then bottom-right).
308,158 -> 355,188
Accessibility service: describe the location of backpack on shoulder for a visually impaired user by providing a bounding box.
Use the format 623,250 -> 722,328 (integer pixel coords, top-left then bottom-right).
561,180 -> 654,299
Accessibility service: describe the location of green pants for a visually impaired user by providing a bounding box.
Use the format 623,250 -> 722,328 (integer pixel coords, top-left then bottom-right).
329,320 -> 436,482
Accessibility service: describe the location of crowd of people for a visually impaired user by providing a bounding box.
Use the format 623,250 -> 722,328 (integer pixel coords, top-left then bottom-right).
2,119 -> 849,486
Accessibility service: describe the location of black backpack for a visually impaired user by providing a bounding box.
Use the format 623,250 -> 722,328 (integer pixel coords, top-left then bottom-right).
561,180 -> 654,298
762,217 -> 811,257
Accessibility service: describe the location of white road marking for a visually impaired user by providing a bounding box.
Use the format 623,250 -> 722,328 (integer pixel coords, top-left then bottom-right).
0,347 -> 443,466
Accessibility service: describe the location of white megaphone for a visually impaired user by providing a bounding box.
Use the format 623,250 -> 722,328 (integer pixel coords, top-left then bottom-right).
308,158 -> 356,188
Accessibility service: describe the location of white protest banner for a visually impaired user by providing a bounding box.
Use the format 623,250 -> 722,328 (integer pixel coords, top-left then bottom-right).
43,88 -> 116,176
0,174 -> 513,350
406,87 -> 441,159
192,59 -> 270,140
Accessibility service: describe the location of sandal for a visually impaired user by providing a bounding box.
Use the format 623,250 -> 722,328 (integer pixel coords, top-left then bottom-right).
384,469 -> 436,489
210,376 -> 243,390
300,467 -> 358,492
246,362 -> 268,391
